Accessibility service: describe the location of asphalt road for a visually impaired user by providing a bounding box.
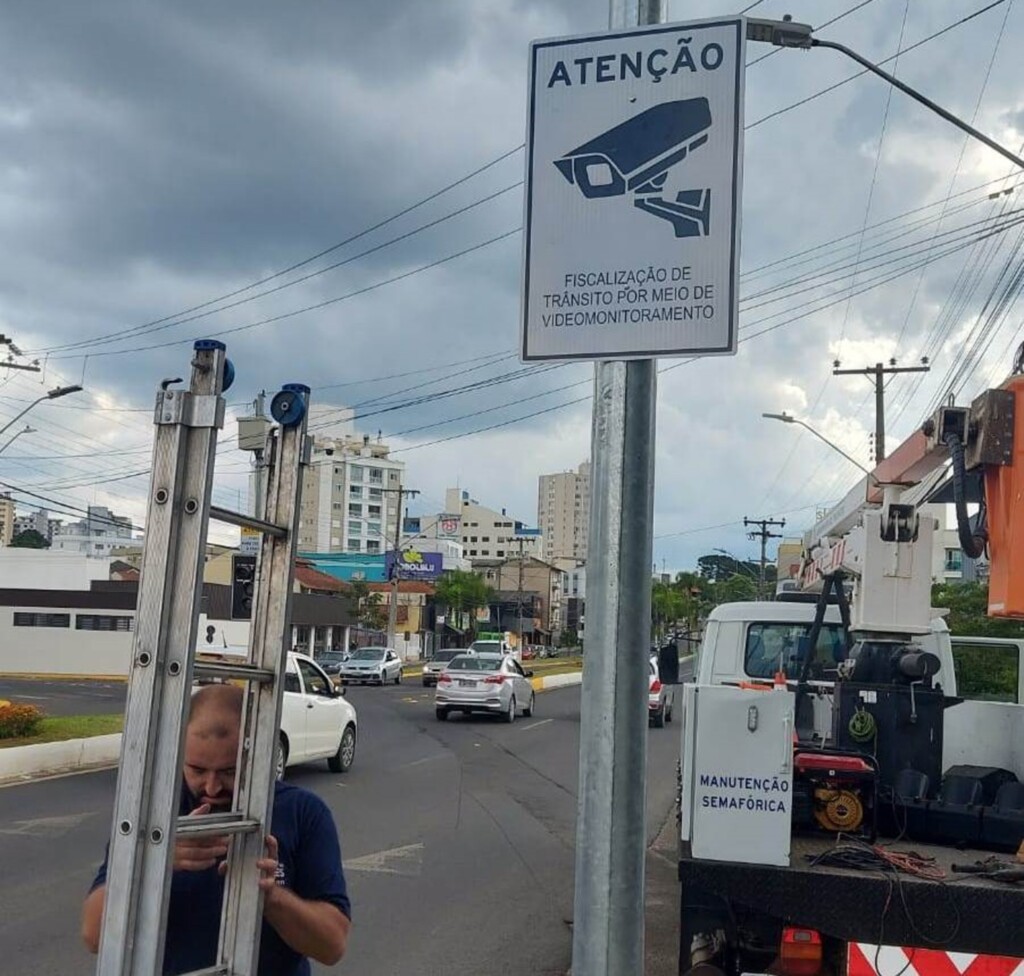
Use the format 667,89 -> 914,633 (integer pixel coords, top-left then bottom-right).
0,677 -> 127,717
0,676 -> 685,976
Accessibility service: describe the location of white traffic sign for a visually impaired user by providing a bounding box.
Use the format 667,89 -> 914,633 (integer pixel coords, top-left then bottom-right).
522,18 -> 745,361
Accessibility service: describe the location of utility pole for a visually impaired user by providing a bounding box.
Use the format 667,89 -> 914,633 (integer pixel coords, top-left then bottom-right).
514,537 -> 526,651
572,4 -> 661,974
833,359 -> 929,461
0,335 -> 41,373
744,517 -> 786,599
386,485 -> 419,652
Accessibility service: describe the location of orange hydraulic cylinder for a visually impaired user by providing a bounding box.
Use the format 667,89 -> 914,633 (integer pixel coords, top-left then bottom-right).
986,374 -> 1024,617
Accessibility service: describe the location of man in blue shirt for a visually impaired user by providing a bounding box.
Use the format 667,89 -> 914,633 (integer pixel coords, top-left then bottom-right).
81,684 -> 351,974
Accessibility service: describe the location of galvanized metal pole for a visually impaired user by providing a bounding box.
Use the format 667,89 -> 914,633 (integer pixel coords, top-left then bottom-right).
572,9 -> 662,975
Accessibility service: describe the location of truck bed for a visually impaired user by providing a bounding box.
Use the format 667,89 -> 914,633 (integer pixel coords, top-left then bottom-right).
679,835 -> 1024,956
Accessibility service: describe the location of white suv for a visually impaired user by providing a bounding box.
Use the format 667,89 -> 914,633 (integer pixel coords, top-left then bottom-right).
278,652 -> 358,779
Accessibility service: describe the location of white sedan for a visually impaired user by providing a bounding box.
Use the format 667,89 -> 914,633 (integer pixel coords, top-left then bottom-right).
278,652 -> 358,778
435,653 -> 536,722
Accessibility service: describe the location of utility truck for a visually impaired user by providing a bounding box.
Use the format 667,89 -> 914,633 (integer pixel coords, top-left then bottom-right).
677,368 -> 1024,976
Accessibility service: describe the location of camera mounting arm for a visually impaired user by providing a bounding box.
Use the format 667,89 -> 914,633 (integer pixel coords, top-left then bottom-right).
745,17 -> 1024,172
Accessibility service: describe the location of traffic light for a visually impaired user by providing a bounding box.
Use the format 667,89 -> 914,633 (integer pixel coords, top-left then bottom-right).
231,554 -> 257,620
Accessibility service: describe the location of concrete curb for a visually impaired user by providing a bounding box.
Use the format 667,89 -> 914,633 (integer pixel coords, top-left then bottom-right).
531,671 -> 583,692
0,732 -> 122,786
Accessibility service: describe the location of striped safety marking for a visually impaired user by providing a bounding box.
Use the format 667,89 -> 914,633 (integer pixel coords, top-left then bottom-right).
849,944 -> 1024,976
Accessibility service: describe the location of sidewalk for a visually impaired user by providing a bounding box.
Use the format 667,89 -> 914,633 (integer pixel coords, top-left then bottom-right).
646,806 -> 682,975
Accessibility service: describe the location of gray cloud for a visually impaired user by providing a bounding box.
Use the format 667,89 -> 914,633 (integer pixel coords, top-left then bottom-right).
0,0 -> 1021,570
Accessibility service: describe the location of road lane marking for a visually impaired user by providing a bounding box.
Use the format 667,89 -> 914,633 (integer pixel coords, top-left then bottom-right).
519,719 -> 554,732
403,754 -> 446,768
0,812 -> 96,836
346,842 -> 424,877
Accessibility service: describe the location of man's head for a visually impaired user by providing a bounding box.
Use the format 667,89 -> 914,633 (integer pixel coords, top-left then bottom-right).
183,684 -> 243,810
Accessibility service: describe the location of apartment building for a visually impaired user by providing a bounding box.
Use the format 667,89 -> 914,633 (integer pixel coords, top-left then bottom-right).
443,488 -> 543,563
52,505 -> 134,556
537,461 -> 590,563
0,493 -> 15,546
293,434 -> 405,555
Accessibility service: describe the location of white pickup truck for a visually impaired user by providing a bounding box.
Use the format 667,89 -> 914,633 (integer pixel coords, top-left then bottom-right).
675,597 -> 1024,974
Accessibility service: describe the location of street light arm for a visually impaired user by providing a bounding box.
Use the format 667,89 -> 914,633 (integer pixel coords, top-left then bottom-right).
0,394 -> 47,442
810,38 -> 1024,171
790,418 -> 872,477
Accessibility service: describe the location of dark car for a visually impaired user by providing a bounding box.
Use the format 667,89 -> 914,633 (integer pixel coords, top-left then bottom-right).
316,649 -> 351,680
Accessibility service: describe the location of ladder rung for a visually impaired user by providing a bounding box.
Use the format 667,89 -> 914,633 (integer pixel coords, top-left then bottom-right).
194,661 -> 276,684
208,504 -> 287,538
176,813 -> 262,838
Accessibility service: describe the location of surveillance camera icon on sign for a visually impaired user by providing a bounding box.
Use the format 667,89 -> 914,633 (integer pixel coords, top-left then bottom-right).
553,98 -> 713,239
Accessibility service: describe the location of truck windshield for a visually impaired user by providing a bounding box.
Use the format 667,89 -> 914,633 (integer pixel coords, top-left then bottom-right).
744,622 -> 847,679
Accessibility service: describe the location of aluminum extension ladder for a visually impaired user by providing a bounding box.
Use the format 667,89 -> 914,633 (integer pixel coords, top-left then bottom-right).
96,339 -> 311,975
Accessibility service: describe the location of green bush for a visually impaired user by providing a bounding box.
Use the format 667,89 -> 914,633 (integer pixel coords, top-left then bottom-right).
0,703 -> 44,739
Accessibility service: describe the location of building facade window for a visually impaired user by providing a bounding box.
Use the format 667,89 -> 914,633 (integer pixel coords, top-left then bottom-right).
350,466 -> 364,483
368,505 -> 381,517
349,486 -> 363,498
349,521 -> 362,535
76,614 -> 134,632
369,468 -> 383,484
366,540 -> 381,553
945,549 -> 964,573
348,539 -> 361,551
14,612 -> 70,628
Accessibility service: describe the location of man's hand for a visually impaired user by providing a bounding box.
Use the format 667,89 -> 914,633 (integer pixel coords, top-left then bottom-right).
258,835 -> 349,965
173,803 -> 229,872
257,835 -> 282,902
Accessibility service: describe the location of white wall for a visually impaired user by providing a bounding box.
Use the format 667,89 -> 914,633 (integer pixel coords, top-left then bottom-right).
0,608 -> 252,678
0,605 -> 133,677
0,550 -> 111,591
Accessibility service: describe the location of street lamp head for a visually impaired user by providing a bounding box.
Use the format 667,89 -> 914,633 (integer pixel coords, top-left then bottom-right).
47,384 -> 83,400
762,411 -> 794,424
47,380 -> 83,395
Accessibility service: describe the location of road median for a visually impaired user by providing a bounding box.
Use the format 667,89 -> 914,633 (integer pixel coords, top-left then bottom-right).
0,732 -> 122,786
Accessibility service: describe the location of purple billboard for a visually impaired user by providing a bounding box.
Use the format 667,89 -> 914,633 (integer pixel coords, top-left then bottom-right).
386,549 -> 444,581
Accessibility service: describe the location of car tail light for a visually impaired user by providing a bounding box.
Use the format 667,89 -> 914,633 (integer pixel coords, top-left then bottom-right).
650,679 -> 662,694
438,674 -> 451,684
484,675 -> 506,684
778,927 -> 822,976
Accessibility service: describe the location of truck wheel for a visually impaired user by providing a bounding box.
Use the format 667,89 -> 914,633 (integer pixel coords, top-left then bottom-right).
651,707 -> 665,729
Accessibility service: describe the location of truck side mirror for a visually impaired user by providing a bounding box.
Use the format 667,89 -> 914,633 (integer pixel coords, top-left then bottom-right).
658,643 -> 680,685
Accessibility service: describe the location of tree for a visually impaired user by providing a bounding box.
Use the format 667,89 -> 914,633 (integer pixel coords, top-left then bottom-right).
932,581 -> 1024,639
558,627 -> 579,649
434,570 -> 494,638
696,552 -> 766,585
349,579 -> 387,631
10,529 -> 49,549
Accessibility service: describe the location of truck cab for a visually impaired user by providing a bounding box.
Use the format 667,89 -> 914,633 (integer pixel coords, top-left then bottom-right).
695,600 -> 958,740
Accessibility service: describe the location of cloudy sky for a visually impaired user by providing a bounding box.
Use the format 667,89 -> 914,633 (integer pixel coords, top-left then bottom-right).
0,0 -> 1021,572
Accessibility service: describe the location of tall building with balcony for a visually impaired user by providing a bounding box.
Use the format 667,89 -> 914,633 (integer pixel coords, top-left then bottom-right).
537,460 -> 590,563
294,434 -> 405,555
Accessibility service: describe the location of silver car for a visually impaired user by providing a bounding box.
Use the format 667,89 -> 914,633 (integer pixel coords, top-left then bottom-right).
435,654 -> 536,722
422,648 -> 474,687
649,656 -> 675,728
339,646 -> 403,686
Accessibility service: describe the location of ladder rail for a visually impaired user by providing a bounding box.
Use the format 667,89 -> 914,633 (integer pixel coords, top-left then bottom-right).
97,343 -> 228,975
217,391 -> 309,973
